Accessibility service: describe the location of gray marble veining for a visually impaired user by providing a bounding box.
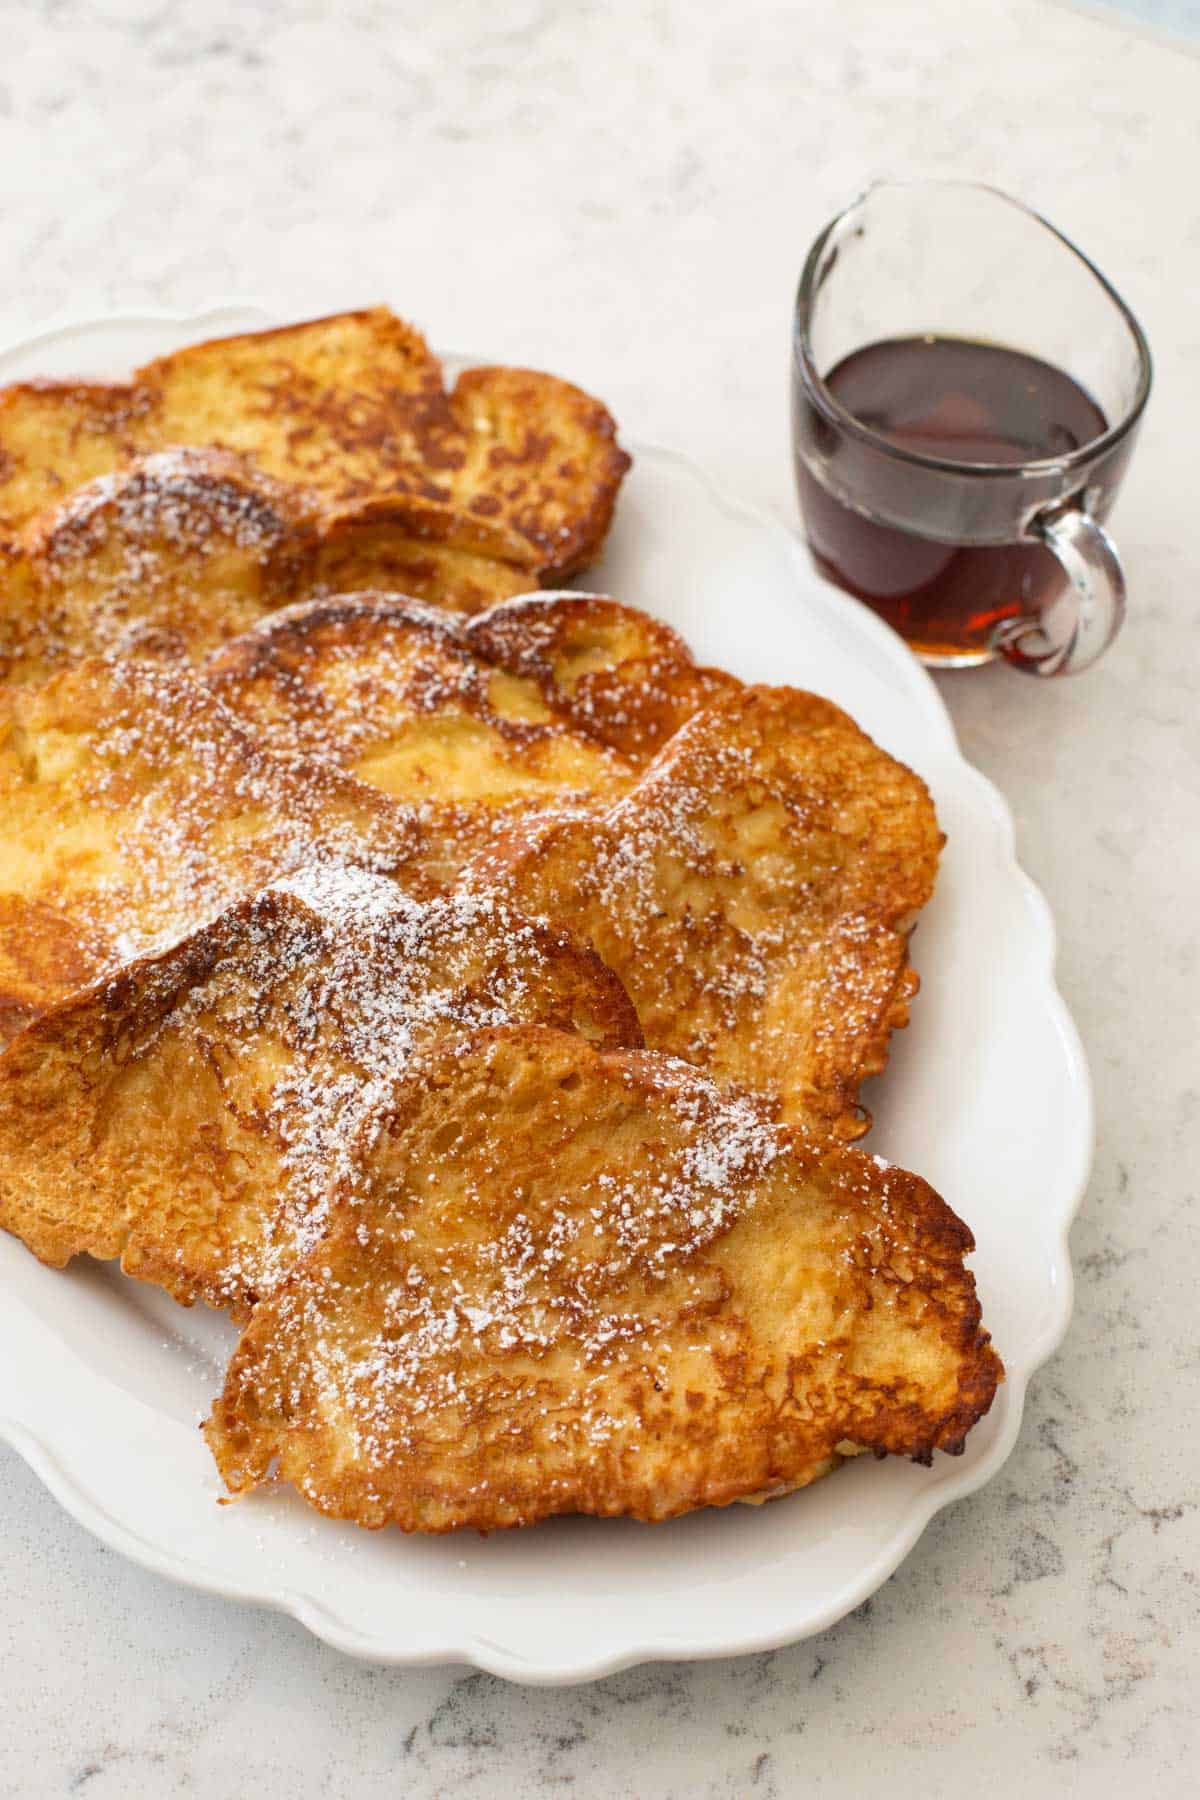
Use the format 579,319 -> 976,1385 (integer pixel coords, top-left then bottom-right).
1,1 -> 1198,1795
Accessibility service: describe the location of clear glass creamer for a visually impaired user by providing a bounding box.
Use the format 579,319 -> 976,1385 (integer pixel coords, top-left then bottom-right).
792,182 -> 1152,674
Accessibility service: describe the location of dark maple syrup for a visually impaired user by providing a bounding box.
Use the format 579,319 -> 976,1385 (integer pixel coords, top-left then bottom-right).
796,337 -> 1108,662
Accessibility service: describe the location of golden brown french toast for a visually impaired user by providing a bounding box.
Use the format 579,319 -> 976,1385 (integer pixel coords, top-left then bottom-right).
204,591 -> 635,792
0,589 -> 742,1039
463,590 -> 740,762
0,308 -> 630,580
203,592 -> 640,890
0,450 -> 315,683
0,870 -> 640,1312
0,380 -> 152,539
142,307 -> 449,506
312,493 -> 538,613
486,686 -> 943,1139
205,1027 -> 1001,1531
0,451 -> 540,685
0,657 -> 418,1040
206,587 -> 733,776
446,365 -> 630,579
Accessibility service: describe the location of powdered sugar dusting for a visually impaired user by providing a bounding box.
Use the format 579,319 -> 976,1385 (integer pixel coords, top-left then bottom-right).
500,693 -> 936,1133
3,451 -> 304,672
281,1049 -> 782,1472
43,449 -> 296,559
116,863 -> 617,1304
7,656 -> 419,1001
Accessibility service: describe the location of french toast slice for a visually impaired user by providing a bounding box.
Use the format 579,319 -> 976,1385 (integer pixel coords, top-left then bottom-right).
206,587 -> 734,777
0,452 -> 541,685
0,870 -> 640,1312
0,379 -> 153,540
141,307 -> 452,505
0,309 -> 630,580
204,1027 -> 1001,1531
486,686 -> 943,1138
446,365 -> 631,579
311,494 -> 538,614
0,657 -> 419,1040
463,591 -> 740,762
0,450 -> 316,684
204,592 -> 639,890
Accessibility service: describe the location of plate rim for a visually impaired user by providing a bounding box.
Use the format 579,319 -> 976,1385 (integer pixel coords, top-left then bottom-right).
0,306 -> 1092,1684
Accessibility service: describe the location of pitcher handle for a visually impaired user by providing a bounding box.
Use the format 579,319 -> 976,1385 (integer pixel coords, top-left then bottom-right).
993,500 -> 1127,677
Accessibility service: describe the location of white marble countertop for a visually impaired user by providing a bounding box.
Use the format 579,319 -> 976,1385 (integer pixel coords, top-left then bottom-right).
1,0 -> 1198,1793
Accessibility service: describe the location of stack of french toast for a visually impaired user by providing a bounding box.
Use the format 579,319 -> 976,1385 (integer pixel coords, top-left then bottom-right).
0,308 -> 1000,1534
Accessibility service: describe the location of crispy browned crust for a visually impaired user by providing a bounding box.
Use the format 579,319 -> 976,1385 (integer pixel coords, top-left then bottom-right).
202,591 -> 638,891
204,611 -> 941,1134
0,452 -> 546,687
204,585 -> 735,777
448,367 -> 631,581
464,590 -> 741,763
0,308 -> 631,582
0,379 -> 154,539
319,491 -> 542,573
204,1027 -> 1001,1531
0,655 -> 419,1038
312,494 -> 538,617
485,685 -> 943,1138
0,449 -> 318,683
0,878 -> 641,1312
204,587 -> 470,718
